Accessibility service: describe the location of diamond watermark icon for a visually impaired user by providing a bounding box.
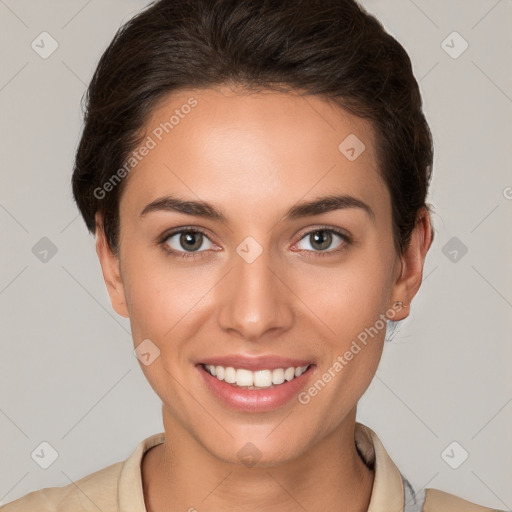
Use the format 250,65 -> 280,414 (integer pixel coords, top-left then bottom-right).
32,237 -> 58,263
237,442 -> 262,467
134,338 -> 161,366
338,134 -> 366,161
441,441 -> 469,469
31,32 -> 59,59
31,441 -> 59,469
442,236 -> 468,263
441,31 -> 468,59
236,236 -> 263,264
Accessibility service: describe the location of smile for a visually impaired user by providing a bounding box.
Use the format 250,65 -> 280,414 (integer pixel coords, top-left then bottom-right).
197,362 -> 315,412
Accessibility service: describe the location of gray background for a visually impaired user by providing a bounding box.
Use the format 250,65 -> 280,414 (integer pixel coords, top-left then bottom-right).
1,0 -> 511,509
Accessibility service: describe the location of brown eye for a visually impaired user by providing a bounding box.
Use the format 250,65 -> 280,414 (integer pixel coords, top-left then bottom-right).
163,229 -> 214,256
295,228 -> 349,255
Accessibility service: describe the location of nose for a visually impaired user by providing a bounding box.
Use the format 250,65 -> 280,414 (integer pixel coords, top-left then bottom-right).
217,246 -> 295,342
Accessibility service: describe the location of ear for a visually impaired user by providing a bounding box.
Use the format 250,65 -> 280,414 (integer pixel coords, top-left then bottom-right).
95,213 -> 129,318
388,207 -> 434,321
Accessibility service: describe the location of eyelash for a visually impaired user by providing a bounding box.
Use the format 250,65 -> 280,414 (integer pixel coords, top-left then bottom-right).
158,226 -> 351,260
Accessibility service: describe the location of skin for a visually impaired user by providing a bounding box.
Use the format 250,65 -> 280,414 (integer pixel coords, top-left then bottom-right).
95,84 -> 433,511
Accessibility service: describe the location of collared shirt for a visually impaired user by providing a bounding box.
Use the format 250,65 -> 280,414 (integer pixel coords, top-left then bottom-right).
0,422 -> 502,511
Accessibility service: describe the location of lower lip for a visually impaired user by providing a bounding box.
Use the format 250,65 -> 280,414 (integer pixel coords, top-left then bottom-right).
197,364 -> 315,412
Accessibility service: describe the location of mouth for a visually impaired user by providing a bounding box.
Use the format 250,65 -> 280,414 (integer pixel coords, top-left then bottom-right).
196,360 -> 316,412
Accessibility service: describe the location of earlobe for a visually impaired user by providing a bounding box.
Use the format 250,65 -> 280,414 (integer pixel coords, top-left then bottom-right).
94,213 -> 129,318
388,207 -> 433,321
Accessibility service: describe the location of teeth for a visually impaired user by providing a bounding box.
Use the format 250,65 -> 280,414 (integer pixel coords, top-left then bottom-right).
254,369 -> 271,387
236,368 -> 253,386
224,366 -> 236,384
204,364 -> 310,388
272,368 -> 285,385
216,366 -> 225,380
284,367 -> 295,381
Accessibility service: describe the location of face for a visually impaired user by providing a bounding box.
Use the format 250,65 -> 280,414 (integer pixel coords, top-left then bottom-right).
96,84 -> 427,466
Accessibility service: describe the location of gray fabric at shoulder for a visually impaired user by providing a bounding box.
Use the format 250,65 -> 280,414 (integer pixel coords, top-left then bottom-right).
400,477 -> 505,512
402,475 -> 427,512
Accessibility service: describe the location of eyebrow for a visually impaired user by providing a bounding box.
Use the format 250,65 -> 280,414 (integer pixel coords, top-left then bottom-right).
140,194 -> 375,224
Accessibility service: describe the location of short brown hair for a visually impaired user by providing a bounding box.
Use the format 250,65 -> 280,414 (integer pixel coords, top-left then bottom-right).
72,0 -> 434,254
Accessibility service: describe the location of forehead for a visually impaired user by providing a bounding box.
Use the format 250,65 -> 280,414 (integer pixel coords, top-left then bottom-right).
121,85 -> 389,224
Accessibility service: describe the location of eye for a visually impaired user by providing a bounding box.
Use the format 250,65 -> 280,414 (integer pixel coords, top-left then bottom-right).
161,228 -> 216,259
294,227 -> 350,256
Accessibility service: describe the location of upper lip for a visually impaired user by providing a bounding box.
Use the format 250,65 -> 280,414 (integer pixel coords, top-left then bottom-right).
198,355 -> 314,371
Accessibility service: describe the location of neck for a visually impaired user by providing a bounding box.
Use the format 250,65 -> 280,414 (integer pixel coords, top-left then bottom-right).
142,409 -> 374,512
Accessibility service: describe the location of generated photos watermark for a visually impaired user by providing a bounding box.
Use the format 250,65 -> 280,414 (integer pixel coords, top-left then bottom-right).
93,97 -> 198,200
297,301 -> 405,405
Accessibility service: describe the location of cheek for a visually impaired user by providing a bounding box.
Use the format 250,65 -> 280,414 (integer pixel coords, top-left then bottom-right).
296,254 -> 393,341
122,249 -> 217,340
298,263 -> 391,405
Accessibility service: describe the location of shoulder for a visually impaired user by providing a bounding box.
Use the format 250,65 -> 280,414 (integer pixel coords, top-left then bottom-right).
423,488 -> 505,512
0,460 -> 124,512
1,432 -> 164,512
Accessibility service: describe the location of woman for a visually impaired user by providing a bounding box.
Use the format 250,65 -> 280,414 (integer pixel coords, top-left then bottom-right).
1,0 -> 504,511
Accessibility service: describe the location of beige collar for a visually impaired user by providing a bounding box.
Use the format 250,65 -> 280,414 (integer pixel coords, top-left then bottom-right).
355,422 -> 405,512
119,422 -> 405,512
